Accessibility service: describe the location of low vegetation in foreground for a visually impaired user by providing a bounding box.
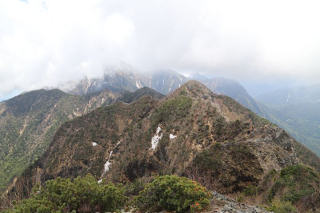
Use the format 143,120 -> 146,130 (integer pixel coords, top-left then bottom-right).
3,174 -> 126,213
4,170 -> 315,213
3,175 -> 212,213
135,175 -> 212,213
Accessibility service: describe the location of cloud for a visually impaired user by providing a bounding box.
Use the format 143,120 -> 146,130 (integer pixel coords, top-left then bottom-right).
0,0 -> 320,98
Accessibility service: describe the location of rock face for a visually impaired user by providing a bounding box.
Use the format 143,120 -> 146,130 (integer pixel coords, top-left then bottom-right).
207,191 -> 271,213
66,70 -> 187,96
2,81 -> 320,212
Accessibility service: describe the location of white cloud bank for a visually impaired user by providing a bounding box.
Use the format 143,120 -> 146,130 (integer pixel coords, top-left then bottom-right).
1,0 -> 320,97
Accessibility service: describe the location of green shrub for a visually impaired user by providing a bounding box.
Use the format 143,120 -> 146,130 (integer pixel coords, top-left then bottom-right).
266,199 -> 297,213
268,165 -> 319,203
194,146 -> 222,173
243,184 -> 258,196
7,174 -> 127,213
134,175 -> 212,213
125,179 -> 146,196
4,198 -> 56,213
152,96 -> 192,126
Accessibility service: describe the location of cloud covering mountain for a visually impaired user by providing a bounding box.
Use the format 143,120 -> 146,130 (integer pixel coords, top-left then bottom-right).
1,0 -> 320,98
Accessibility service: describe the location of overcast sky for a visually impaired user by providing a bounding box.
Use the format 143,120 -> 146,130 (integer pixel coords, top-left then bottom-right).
1,0 -> 320,99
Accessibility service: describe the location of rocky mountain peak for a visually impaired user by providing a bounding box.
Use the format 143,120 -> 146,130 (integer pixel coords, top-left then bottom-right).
119,87 -> 164,103
171,80 -> 213,99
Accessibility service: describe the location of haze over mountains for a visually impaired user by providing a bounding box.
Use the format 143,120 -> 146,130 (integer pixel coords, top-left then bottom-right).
257,85 -> 320,156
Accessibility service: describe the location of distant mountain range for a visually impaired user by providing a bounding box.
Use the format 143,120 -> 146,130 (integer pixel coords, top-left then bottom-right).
257,85 -> 320,156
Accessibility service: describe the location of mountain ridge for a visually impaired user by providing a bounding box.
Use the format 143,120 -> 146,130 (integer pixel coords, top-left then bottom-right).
0,88 -> 120,192
2,81 -> 319,212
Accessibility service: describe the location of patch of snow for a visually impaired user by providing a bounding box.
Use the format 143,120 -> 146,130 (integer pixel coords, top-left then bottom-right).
92,142 -> 98,146
100,141 -> 122,177
136,80 -> 143,89
169,134 -> 177,140
104,160 -> 111,172
103,150 -> 114,173
151,126 -> 163,150
108,150 -> 113,158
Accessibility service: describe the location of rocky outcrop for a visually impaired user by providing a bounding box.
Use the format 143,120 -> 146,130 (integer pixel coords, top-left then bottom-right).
207,191 -> 271,213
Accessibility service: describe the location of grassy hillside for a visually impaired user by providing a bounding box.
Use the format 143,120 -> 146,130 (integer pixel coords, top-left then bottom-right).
0,89 -> 119,192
